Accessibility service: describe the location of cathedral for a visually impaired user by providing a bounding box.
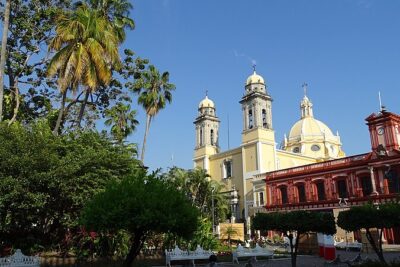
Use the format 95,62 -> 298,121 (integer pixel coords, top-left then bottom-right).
193,69 -> 345,222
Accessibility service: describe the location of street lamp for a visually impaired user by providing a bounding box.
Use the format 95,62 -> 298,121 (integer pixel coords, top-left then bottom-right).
338,197 -> 348,243
230,186 -> 238,223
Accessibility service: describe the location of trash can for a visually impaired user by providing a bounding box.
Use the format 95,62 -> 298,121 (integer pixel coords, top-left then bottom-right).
323,235 -> 336,261
317,233 -> 324,257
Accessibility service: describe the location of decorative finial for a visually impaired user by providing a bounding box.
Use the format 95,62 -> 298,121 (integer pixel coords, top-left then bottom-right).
252,64 -> 256,73
302,82 -> 308,96
205,89 -> 208,97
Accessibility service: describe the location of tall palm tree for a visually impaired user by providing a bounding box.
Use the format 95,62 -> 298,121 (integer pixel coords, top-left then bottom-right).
0,0 -> 11,121
48,5 -> 121,134
132,65 -> 175,162
104,103 -> 138,143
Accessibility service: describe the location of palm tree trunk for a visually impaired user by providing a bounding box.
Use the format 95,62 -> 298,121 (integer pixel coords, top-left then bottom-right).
76,89 -> 90,128
140,114 -> 151,162
0,0 -> 11,122
53,90 -> 67,135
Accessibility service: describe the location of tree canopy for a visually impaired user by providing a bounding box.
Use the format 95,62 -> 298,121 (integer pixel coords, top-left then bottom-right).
337,202 -> 400,264
0,121 -> 138,252
253,211 -> 336,267
81,169 -> 199,267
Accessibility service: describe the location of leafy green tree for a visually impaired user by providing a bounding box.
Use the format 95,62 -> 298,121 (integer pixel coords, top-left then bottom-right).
130,64 -> 175,162
0,0 -> 70,125
0,0 -> 11,121
0,121 -> 138,252
81,170 -> 199,267
337,203 -> 400,264
48,4 -> 121,133
162,167 -> 229,223
253,211 -> 336,267
105,103 -> 138,143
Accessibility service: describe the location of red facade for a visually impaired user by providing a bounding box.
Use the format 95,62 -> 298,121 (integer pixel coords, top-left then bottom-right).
263,110 -> 400,244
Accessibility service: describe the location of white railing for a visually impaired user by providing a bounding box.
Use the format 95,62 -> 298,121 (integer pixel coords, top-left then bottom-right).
0,249 -> 40,267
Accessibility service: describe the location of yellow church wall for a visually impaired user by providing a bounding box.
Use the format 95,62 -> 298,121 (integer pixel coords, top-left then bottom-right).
244,145 -> 257,173
276,150 -> 317,169
260,143 -> 276,172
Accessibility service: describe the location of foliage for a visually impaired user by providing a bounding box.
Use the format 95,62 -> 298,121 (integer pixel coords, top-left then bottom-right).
0,0 -> 71,124
80,170 -> 199,267
162,167 -> 229,222
0,121 -> 138,253
129,64 -> 176,162
48,4 -> 122,132
104,103 -> 138,143
338,203 -> 400,264
253,211 -> 336,267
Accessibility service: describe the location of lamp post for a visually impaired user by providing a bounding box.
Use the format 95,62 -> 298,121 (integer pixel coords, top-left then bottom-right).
230,186 -> 238,223
211,186 -> 215,235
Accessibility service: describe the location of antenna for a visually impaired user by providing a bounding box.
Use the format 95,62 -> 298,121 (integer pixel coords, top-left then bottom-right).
378,91 -> 383,112
227,114 -> 230,150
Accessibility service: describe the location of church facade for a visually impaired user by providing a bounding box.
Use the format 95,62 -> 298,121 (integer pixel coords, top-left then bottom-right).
193,69 -> 345,222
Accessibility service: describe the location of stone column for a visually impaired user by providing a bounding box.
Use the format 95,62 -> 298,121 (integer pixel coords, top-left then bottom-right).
369,166 -> 379,195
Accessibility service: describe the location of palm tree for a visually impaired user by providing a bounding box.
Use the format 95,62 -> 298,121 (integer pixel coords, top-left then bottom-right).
132,65 -> 175,162
104,103 -> 138,143
0,0 -> 11,121
225,225 -> 238,249
88,0 -> 135,41
48,5 -> 121,134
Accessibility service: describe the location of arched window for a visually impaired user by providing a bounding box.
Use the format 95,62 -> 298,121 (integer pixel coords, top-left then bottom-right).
279,186 -> 288,204
359,175 -> 372,196
385,169 -> 400,193
262,109 -> 267,128
296,183 -> 307,203
248,109 -> 253,129
199,127 -> 203,146
337,179 -> 348,198
210,129 -> 214,145
315,181 -> 326,201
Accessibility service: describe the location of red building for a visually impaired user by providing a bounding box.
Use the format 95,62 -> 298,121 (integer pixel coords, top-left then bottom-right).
262,109 -> 400,244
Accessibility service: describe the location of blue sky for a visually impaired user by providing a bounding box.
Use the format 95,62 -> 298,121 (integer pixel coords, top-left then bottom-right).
125,0 -> 400,171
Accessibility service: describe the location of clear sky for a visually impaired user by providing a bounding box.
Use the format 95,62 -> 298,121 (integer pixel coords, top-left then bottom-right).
125,0 -> 400,171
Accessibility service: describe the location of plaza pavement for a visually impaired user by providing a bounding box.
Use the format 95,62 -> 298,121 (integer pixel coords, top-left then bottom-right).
157,250 -> 400,267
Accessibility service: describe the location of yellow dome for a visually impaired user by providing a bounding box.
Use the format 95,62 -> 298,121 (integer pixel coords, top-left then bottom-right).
246,71 -> 265,85
199,95 -> 215,109
288,117 -> 334,140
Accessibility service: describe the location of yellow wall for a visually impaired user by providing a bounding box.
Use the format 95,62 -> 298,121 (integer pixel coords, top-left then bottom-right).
244,144 -> 257,172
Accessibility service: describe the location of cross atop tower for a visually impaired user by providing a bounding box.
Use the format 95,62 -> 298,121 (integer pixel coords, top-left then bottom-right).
302,82 -> 308,96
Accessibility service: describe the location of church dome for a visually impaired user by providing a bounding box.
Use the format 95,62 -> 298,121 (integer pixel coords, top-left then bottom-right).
288,117 -> 335,140
246,71 -> 265,85
198,95 -> 215,109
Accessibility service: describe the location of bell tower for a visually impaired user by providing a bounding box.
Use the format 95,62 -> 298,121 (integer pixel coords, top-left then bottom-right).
240,67 -> 276,173
366,107 -> 400,156
193,94 -> 220,171
240,67 -> 274,144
